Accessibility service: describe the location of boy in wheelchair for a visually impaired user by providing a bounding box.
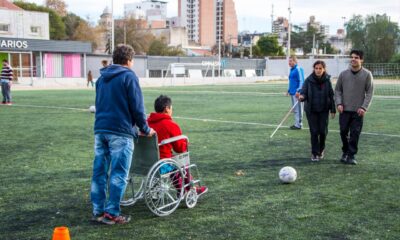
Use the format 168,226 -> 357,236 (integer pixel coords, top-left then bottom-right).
147,95 -> 208,195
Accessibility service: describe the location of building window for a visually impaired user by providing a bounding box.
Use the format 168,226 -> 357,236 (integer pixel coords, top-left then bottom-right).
0,24 -> 10,33
30,26 -> 40,34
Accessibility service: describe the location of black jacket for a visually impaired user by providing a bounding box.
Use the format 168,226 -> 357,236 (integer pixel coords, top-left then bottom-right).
300,73 -> 336,114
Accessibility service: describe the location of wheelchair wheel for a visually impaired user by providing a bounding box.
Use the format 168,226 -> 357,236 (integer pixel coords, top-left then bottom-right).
185,188 -> 198,208
144,159 -> 184,216
121,175 -> 145,207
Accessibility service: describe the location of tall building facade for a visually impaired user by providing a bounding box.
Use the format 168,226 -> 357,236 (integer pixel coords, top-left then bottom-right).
124,0 -> 168,29
178,0 -> 238,47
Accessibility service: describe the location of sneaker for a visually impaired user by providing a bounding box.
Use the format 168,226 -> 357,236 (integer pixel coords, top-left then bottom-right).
1,101 -> 5,104
319,150 -> 325,159
196,186 -> 208,196
91,213 -> 105,223
347,156 -> 357,165
5,102 -> 12,105
290,125 -> 301,130
102,213 -> 131,225
340,153 -> 348,163
311,154 -> 319,162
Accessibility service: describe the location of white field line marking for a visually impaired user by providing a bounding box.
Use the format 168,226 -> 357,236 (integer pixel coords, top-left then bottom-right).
143,89 -> 400,99
5,104 -> 400,138
5,104 -> 89,112
144,89 -> 283,96
174,116 -> 400,138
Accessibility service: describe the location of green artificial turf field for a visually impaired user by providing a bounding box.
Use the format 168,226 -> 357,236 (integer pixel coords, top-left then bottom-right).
0,83 -> 399,239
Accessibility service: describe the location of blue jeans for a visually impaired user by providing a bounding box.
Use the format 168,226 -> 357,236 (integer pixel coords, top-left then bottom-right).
90,133 -> 134,216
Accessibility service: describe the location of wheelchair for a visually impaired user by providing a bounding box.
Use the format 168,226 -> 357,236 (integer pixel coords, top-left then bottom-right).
121,134 -> 206,216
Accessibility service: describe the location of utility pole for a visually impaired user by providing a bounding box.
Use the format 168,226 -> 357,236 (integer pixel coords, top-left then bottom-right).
111,0 -> 115,53
287,0 -> 291,58
218,0 -> 223,77
271,4 -> 274,33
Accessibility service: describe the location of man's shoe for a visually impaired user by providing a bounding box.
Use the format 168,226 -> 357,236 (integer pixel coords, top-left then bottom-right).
347,156 -> 357,165
102,213 -> 131,225
311,154 -> 319,162
290,125 -> 301,130
6,102 -> 12,105
340,154 -> 348,163
91,213 -> 105,223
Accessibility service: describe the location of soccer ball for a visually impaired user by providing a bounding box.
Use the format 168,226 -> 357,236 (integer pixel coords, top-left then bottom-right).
279,166 -> 297,183
89,105 -> 96,113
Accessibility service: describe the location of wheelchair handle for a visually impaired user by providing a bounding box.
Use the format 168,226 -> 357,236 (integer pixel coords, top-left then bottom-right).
159,135 -> 188,146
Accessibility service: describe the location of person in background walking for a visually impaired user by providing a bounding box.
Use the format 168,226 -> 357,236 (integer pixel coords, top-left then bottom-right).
335,50 -> 374,165
287,56 -> 304,130
87,70 -> 94,87
101,60 -> 108,68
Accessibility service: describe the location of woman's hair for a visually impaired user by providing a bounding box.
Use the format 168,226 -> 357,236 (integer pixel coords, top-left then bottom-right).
313,60 -> 326,69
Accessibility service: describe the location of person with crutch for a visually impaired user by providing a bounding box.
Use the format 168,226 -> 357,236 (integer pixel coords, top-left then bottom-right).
286,56 -> 304,130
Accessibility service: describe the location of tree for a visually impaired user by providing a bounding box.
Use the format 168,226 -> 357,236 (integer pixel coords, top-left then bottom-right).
148,38 -> 184,56
46,0 -> 67,17
256,35 -> 284,56
72,21 -> 102,51
346,14 -> 400,62
114,18 -> 155,54
390,54 -> 400,63
63,13 -> 83,39
14,1 -> 66,40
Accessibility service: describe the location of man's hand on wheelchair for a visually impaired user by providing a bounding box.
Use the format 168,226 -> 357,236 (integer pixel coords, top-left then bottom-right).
139,128 -> 156,137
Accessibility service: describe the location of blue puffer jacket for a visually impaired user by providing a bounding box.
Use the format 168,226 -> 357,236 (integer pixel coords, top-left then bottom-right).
94,64 -> 150,138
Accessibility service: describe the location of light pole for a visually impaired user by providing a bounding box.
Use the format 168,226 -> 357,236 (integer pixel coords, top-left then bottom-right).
287,0 -> 291,59
111,0 -> 115,53
218,0 -> 223,77
341,16 -> 346,55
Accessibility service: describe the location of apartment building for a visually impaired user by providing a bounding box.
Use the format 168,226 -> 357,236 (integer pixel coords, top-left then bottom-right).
178,0 -> 238,47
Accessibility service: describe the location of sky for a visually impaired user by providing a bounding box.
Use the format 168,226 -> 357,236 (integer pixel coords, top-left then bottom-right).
26,0 -> 400,35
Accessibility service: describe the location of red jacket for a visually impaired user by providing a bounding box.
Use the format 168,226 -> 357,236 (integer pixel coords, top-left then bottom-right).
147,112 -> 187,159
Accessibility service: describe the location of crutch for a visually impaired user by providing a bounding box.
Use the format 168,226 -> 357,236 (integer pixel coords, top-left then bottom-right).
270,101 -> 299,139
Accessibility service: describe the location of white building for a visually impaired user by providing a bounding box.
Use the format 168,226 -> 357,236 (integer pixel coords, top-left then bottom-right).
124,0 -> 167,21
0,3 -> 49,40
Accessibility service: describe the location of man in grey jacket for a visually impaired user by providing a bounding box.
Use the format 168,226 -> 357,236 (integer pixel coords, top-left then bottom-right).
335,50 -> 374,165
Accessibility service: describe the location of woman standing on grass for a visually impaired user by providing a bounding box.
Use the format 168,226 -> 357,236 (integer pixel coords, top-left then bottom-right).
298,60 -> 336,162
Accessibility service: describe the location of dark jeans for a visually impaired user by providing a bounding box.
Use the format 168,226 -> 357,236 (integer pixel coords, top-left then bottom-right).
306,111 -> 329,156
339,111 -> 364,157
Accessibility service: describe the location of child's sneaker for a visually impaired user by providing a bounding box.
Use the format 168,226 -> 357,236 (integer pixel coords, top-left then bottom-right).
102,213 -> 131,225
196,186 -> 208,196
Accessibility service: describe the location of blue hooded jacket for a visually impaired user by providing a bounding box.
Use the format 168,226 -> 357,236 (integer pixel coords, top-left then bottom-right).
94,64 -> 150,138
288,64 -> 305,95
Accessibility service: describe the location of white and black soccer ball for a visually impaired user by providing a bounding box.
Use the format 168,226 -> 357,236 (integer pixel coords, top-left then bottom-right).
279,166 -> 297,183
89,105 -> 96,113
